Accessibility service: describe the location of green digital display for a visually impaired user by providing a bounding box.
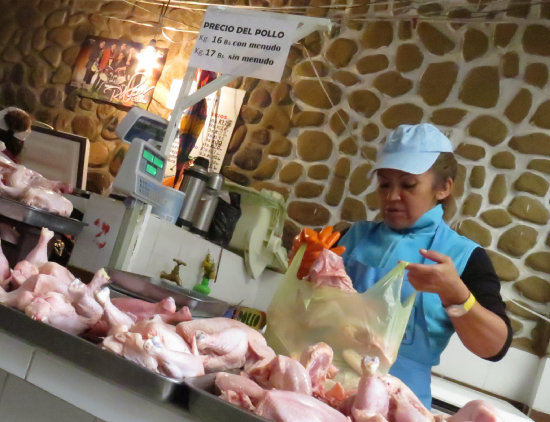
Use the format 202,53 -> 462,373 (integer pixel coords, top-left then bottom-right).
143,150 -> 154,163
146,164 -> 157,176
153,157 -> 164,168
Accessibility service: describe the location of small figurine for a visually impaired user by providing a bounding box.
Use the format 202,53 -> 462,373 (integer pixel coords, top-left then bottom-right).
160,258 -> 187,286
193,252 -> 216,295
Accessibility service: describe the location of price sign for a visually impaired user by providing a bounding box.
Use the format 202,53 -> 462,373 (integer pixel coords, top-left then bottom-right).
189,6 -> 299,82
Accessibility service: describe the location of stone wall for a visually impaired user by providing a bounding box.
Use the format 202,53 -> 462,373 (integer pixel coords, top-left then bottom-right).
0,0 -> 548,355
222,2 -> 550,356
0,0 -> 200,192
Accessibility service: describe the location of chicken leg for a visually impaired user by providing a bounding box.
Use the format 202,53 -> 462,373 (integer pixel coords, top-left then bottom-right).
24,227 -> 54,267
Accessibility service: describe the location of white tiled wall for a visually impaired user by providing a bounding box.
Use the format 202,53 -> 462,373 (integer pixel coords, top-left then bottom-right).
529,356 -> 550,414
433,334 -> 540,404
129,216 -> 223,291
0,375 -> 96,422
26,351 -> 196,422
0,329 -> 198,422
0,369 -> 8,396
213,247 -> 284,310
0,331 -> 34,379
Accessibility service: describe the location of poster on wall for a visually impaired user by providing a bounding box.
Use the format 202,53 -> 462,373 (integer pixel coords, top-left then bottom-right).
70,36 -> 168,108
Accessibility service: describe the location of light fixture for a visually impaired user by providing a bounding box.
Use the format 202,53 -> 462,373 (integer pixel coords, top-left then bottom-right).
136,39 -> 163,78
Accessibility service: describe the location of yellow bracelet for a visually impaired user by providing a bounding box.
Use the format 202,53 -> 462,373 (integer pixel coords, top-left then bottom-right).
444,292 -> 476,317
464,292 -> 476,312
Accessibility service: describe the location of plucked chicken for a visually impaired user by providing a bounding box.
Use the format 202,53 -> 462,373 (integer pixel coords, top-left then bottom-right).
0,154 -> 73,216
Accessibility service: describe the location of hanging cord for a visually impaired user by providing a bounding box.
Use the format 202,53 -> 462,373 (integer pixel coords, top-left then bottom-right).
501,293 -> 550,323
299,40 -> 357,155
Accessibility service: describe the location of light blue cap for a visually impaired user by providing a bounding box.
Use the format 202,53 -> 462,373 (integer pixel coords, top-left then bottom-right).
374,123 -> 453,175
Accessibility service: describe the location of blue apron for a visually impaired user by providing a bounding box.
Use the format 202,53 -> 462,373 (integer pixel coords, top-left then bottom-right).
340,205 -> 478,408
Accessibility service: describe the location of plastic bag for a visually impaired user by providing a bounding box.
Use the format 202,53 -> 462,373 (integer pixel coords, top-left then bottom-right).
207,192 -> 241,247
265,245 -> 415,389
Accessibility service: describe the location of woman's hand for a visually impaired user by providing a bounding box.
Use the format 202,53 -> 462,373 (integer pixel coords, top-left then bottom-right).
404,249 -> 470,307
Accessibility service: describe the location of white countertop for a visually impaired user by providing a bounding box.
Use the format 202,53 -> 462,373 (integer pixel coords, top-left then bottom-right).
431,374 -> 533,422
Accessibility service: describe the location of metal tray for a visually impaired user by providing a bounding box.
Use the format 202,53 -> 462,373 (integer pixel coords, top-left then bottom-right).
0,196 -> 86,236
0,303 -> 180,402
176,374 -> 269,422
106,268 -> 230,318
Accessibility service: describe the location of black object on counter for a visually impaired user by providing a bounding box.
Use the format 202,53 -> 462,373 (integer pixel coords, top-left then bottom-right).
206,192 -> 241,248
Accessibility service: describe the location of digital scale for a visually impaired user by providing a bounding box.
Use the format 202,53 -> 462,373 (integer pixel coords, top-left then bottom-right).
112,137 -> 168,207
113,108 -> 171,207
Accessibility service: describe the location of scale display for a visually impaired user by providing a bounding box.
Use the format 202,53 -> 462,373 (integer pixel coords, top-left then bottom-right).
115,107 -> 169,144
126,117 -> 167,144
113,138 -> 168,206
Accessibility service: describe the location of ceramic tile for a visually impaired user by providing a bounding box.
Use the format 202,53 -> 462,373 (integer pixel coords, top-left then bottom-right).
482,346 -> 539,404
0,374 -> 96,422
0,330 -> 34,378
214,248 -> 258,307
251,268 -> 284,312
530,357 -> 550,413
433,334 -> 490,387
0,368 -> 8,395
431,375 -> 532,422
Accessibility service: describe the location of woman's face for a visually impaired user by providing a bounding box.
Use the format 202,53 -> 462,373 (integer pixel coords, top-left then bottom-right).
376,168 -> 451,230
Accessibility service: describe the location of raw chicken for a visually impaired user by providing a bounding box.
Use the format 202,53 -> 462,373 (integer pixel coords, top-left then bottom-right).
89,294 -> 191,338
38,261 -> 77,284
24,227 -> 54,267
300,342 -> 339,398
248,355 -> 312,395
10,260 -> 39,286
21,187 -> 73,217
439,400 -> 502,422
0,159 -> 72,194
350,356 -> 502,422
1,273 -> 71,309
0,283 -> 35,309
94,287 -> 135,335
215,372 -> 265,403
143,336 -> 204,379
103,332 -> 159,372
130,315 -> 192,353
255,390 -> 350,422
25,291 -> 91,336
352,357 -> 391,422
67,269 -> 110,323
0,157 -> 73,216
159,305 -> 193,324
309,249 -> 356,293
68,279 -> 104,323
177,317 -> 276,369
195,327 -> 249,372
215,372 -> 349,422
102,331 -> 204,380
0,239 -> 11,285
10,228 -> 56,287
111,296 -> 192,324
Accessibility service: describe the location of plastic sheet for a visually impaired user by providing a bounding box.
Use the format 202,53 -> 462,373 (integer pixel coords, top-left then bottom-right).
265,245 -> 415,389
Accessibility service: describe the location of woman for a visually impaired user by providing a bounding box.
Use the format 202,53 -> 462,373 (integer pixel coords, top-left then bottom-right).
339,123 -> 512,408
0,107 -> 32,161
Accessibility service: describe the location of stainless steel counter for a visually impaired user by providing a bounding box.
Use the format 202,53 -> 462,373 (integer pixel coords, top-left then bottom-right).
0,196 -> 85,236
0,304 -> 266,422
